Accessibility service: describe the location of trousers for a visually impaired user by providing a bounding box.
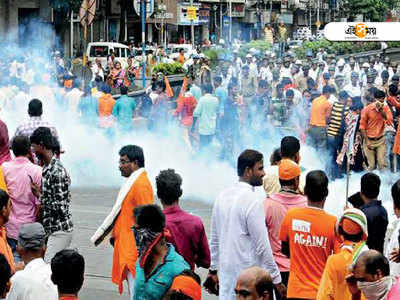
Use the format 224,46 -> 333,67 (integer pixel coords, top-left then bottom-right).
364,136 -> 386,171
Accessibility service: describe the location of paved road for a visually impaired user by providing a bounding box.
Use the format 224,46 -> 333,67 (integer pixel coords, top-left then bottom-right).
71,187 -> 217,300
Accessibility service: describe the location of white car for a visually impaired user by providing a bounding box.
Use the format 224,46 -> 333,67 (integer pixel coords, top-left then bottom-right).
168,44 -> 197,60
86,42 -> 130,69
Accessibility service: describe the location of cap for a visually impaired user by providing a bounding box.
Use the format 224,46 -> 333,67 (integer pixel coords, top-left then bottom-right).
18,222 -> 46,250
391,62 -> 398,67
392,74 -> 400,81
337,208 -> 368,240
323,72 -> 330,79
338,90 -> 349,100
279,159 -> 301,180
335,74 -> 344,79
362,62 -> 370,68
295,59 -> 302,65
328,65 -> 335,71
283,56 -> 291,62
170,275 -> 201,300
246,54 -> 252,58
302,64 -> 310,70
337,59 -> 345,67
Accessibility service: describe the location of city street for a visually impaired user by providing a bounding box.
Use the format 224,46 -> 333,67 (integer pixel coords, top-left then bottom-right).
71,187 -> 216,300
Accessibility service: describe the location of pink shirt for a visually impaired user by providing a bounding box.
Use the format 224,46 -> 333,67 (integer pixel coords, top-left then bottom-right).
3,157 -> 42,239
388,277 -> 400,300
264,192 -> 307,272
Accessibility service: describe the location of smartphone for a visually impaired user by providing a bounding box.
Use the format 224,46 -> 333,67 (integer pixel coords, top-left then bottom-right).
28,175 -> 33,183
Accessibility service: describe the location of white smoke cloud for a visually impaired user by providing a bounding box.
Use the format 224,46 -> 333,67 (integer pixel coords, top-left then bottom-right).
0,21 -> 397,224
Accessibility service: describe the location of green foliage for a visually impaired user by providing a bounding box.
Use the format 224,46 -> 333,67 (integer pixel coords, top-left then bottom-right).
345,0 -> 391,21
203,48 -> 229,67
293,38 -> 394,59
152,63 -> 184,75
238,40 -> 271,58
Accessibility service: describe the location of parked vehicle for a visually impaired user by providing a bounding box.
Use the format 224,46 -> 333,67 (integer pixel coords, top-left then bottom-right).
168,44 -> 197,60
86,42 -> 130,69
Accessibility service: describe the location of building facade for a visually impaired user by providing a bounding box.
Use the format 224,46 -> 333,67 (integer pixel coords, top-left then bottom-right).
0,0 -> 337,57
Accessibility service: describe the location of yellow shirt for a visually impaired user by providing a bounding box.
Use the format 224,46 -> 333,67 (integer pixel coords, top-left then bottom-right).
0,167 -> 8,193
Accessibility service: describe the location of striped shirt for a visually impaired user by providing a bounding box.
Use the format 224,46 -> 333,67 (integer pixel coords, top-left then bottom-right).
327,101 -> 349,137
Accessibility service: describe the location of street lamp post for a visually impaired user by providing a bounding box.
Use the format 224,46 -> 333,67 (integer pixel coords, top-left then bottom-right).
190,0 -> 195,48
141,0 -> 146,88
159,3 -> 167,48
229,0 -> 232,43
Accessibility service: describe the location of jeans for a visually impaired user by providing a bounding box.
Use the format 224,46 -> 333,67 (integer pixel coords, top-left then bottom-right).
6,237 -> 22,263
199,134 -> 214,151
327,135 -> 343,179
307,126 -> 327,152
44,230 -> 73,263
279,42 -> 286,58
386,131 -> 395,171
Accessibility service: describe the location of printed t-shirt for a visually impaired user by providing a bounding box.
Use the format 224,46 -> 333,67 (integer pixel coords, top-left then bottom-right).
279,207 -> 337,299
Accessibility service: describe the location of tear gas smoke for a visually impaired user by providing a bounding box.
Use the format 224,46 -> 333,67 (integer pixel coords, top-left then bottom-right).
0,22 -> 397,221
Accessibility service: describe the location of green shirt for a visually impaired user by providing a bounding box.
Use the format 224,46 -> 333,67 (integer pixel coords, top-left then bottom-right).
134,245 -> 189,300
193,93 -> 219,135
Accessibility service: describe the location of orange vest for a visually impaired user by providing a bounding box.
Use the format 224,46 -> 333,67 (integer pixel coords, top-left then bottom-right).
111,171 -> 154,293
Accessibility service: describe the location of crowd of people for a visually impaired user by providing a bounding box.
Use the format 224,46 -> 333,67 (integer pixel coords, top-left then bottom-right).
1,131 -> 400,300
2,34 -> 400,300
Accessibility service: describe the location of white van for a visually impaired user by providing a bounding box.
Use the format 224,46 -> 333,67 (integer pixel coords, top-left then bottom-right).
86,42 -> 130,69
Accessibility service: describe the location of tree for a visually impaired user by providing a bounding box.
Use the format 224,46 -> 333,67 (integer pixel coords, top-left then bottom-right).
345,0 -> 392,21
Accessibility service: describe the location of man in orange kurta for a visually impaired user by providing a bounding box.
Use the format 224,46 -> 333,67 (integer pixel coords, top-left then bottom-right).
112,145 -> 153,294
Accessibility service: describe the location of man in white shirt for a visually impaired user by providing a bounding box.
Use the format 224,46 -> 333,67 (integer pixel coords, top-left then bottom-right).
245,54 -> 258,81
207,149 -> 286,300
344,72 -> 362,98
384,180 -> 400,276
280,56 -> 291,79
7,223 -> 58,300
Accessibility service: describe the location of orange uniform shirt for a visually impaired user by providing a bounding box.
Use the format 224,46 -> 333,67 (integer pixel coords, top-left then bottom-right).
0,227 -> 14,273
98,93 -> 116,117
279,207 -> 337,299
178,54 -> 185,64
112,171 -> 153,294
360,102 -> 393,138
309,95 -> 332,127
317,241 -> 366,300
393,118 -> 400,155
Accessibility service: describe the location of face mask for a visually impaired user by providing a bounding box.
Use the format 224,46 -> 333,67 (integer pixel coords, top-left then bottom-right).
132,227 -> 159,257
357,276 -> 394,300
